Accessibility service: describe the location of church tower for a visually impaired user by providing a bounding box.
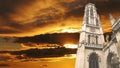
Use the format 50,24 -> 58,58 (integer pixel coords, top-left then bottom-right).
75,3 -> 105,68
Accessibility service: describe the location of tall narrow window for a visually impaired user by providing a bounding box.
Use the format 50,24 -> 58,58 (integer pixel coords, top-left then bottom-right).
90,8 -> 93,16
91,35 -> 96,44
96,18 -> 99,26
88,35 -> 90,43
86,16 -> 89,24
107,53 -> 114,68
86,9 -> 89,24
89,53 -> 99,68
96,36 -> 98,44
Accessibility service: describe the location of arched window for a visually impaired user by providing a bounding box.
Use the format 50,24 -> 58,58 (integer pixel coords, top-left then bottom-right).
107,53 -> 119,68
89,53 -> 99,68
107,53 -> 114,68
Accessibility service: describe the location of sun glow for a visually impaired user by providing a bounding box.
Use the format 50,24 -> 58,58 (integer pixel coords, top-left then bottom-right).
64,44 -> 78,49
61,28 -> 79,33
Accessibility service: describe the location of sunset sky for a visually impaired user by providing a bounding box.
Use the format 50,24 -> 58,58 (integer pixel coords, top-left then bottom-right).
0,0 -> 120,68
0,0 -> 119,51
0,0 -> 119,37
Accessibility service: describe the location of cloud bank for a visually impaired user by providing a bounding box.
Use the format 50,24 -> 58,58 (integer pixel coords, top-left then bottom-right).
0,0 -> 119,37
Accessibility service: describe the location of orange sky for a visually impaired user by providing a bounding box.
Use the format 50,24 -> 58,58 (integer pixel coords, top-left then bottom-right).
0,1 -> 120,68
0,0 -> 119,37
0,53 -> 76,68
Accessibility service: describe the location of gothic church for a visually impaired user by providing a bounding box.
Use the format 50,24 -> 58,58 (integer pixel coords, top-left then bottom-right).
75,3 -> 120,68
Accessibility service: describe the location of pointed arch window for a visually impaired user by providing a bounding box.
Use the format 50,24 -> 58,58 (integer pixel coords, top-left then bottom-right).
89,53 -> 99,68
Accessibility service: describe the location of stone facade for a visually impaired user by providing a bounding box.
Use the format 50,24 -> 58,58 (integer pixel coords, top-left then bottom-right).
75,3 -> 120,68
111,17 -> 120,57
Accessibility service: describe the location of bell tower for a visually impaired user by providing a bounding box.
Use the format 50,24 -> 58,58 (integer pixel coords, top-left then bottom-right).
75,3 -> 105,68
80,3 -> 105,47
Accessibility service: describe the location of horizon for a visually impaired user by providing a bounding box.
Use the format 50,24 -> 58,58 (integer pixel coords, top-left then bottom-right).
0,0 -> 120,68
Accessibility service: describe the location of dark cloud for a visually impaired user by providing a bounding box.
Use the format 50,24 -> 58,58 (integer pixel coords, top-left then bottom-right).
0,0 -> 119,37
0,53 -> 13,61
0,63 -> 10,67
15,32 -> 112,46
15,33 -> 79,45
